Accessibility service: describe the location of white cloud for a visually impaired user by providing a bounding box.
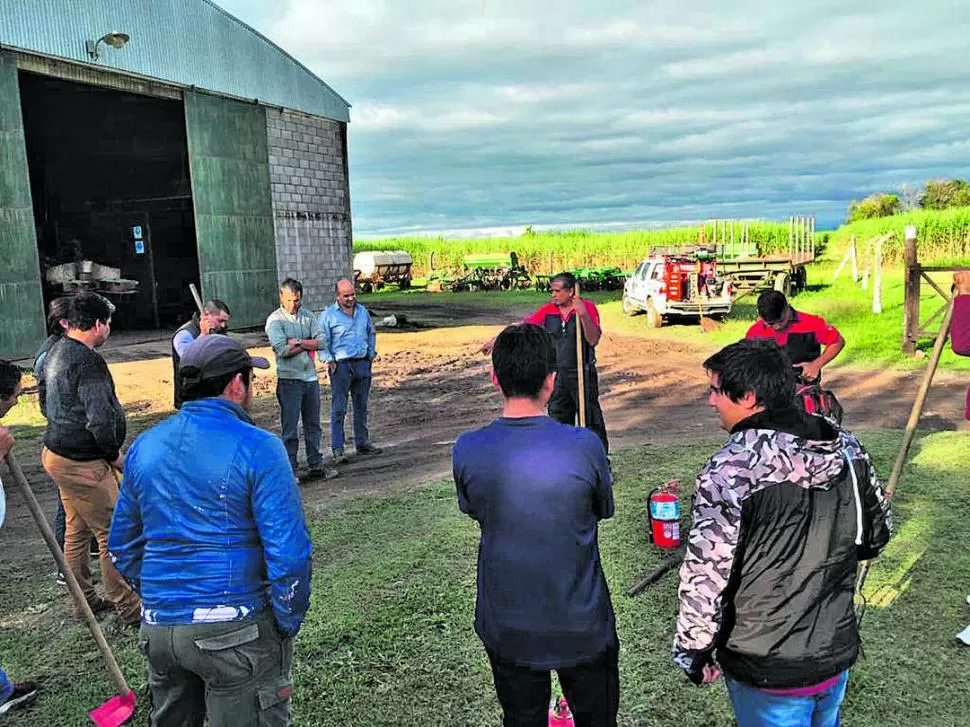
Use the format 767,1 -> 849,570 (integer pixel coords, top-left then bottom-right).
218,0 -> 970,234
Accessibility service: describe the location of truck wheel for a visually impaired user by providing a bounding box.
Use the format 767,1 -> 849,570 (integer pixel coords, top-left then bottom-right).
646,300 -> 663,328
622,294 -> 640,316
773,273 -> 791,297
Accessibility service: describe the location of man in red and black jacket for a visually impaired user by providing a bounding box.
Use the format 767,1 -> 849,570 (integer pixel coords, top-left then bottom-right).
483,272 -> 609,452
746,290 -> 845,384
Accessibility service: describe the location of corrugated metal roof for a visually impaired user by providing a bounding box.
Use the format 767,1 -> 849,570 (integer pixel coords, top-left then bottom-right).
0,0 -> 350,122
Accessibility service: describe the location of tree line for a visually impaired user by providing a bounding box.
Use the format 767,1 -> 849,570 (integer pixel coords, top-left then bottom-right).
847,178 -> 970,222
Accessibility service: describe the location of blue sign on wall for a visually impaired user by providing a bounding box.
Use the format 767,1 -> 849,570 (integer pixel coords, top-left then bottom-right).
132,225 -> 143,240
134,240 -> 145,255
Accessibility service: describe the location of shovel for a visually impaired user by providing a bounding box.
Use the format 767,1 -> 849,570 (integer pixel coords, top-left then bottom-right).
697,287 -> 721,334
574,283 -> 587,428
4,452 -> 136,726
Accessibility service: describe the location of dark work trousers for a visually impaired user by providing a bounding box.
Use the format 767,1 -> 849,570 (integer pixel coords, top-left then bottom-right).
547,366 -> 609,453
138,610 -> 294,727
486,645 -> 620,727
328,358 -> 372,452
276,378 -> 323,472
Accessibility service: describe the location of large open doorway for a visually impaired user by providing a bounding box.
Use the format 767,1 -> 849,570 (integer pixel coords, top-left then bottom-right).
19,72 -> 199,330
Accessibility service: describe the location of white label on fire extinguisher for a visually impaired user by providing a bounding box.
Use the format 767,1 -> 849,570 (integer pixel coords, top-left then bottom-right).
664,522 -> 680,541
650,501 -> 680,521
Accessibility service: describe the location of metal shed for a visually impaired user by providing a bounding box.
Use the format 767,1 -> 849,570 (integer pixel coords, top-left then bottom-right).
0,0 -> 353,357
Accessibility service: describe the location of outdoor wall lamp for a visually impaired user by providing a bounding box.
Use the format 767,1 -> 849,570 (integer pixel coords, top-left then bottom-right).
86,31 -> 131,60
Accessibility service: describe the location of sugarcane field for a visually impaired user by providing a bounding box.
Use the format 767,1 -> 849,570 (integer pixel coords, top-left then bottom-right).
3,2 -> 970,727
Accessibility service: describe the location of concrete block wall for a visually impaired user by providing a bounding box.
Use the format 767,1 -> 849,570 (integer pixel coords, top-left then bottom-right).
266,108 -> 353,312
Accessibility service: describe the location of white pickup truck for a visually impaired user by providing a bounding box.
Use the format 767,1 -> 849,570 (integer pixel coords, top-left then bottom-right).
622,253 -> 732,328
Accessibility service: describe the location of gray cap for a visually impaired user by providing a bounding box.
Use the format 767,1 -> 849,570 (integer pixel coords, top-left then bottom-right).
179,334 -> 269,384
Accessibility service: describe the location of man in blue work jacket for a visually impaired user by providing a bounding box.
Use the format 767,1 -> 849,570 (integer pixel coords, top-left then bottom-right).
318,278 -> 383,464
109,335 -> 313,727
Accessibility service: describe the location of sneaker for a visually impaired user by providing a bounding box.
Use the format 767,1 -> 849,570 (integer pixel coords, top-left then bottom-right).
355,443 -> 383,456
0,682 -> 38,714
55,572 -> 67,587
331,448 -> 349,465
957,624 -> 970,646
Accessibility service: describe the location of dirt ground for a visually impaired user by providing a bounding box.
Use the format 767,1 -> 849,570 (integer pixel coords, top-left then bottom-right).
3,300 -> 967,576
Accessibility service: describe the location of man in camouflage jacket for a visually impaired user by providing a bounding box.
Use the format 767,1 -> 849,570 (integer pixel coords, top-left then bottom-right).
672,339 -> 893,727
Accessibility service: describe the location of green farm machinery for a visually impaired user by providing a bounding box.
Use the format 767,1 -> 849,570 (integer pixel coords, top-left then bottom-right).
449,252 -> 532,292
534,266 -> 627,292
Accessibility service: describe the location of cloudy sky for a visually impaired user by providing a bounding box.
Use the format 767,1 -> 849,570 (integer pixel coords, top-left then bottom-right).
219,0 -> 969,237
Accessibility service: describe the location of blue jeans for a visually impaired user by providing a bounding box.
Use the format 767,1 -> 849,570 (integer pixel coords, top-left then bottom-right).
276,378 -> 323,471
725,671 -> 849,727
329,359 -> 372,451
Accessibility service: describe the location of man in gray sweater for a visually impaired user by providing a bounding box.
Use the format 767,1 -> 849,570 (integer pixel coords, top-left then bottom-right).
41,292 -> 141,625
265,278 -> 337,481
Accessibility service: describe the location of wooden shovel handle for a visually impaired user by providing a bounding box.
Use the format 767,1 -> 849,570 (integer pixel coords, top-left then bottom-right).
856,298 -> 955,599
189,283 -> 205,316
4,452 -> 131,697
575,283 -> 586,428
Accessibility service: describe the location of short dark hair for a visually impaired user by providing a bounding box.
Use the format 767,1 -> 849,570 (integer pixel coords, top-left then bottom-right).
492,324 -> 556,399
704,339 -> 796,410
0,360 -> 22,401
203,299 -> 231,316
67,292 -> 115,331
181,366 -> 252,402
47,296 -> 74,336
757,290 -> 789,323
280,278 -> 303,295
550,272 -> 576,292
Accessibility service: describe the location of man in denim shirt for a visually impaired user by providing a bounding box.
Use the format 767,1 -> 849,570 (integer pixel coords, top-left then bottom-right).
264,279 -> 336,480
318,279 -> 382,463
109,336 -> 312,727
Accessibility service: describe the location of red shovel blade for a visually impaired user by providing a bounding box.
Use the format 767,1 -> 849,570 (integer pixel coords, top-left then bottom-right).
88,690 -> 136,727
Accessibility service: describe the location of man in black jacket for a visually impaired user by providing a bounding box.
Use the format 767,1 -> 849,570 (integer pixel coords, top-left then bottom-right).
672,339 -> 893,727
41,292 -> 141,625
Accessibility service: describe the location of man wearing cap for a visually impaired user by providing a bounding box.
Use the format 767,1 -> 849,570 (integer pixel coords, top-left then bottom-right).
109,335 -> 313,727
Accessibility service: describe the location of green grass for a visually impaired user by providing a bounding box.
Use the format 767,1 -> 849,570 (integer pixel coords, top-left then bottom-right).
1,431 -> 968,726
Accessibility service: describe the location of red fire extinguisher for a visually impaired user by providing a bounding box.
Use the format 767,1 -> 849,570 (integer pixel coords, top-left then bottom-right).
648,480 -> 682,549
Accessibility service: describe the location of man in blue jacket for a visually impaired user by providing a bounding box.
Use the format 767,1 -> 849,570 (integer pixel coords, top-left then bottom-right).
109,335 -> 313,727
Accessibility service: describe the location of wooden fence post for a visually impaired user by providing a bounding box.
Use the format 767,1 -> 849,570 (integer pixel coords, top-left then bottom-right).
902,226 -> 919,354
872,236 -> 883,314
851,235 -> 858,281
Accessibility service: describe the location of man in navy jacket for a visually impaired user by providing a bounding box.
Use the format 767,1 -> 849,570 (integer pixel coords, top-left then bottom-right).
455,323 -> 618,727
109,335 -> 312,727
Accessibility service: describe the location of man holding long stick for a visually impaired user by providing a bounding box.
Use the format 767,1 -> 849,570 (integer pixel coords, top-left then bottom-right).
482,272 -> 608,452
